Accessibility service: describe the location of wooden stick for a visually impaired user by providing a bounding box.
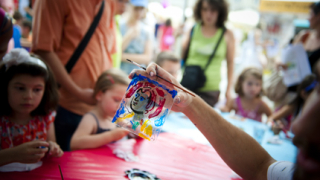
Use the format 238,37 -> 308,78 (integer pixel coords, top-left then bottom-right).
126,59 -> 196,97
59,164 -> 64,180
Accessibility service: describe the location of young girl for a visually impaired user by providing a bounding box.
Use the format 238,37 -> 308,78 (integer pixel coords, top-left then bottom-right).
268,74 -> 317,137
0,49 -> 63,168
70,69 -> 130,150
221,67 -> 272,122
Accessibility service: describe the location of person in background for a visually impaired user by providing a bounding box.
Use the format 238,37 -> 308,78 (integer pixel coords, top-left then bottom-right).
21,19 -> 31,40
130,59 -> 320,180
293,2 -> 320,70
0,7 -> 13,59
158,19 -> 174,51
268,74 -> 317,144
0,49 -> 63,167
221,67 -> 272,122
181,0 -> 235,107
70,69 -> 130,150
112,0 -> 129,69
120,0 -> 152,74
11,11 -> 22,49
32,0 -> 116,151
155,51 -> 181,80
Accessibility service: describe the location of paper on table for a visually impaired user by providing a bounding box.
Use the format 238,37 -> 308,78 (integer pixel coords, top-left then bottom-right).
0,162 -> 42,172
281,44 -> 312,87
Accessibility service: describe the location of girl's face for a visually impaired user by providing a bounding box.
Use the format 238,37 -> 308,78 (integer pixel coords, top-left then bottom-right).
97,84 -> 127,117
8,74 -> 45,117
201,1 -> 218,27
242,75 -> 262,99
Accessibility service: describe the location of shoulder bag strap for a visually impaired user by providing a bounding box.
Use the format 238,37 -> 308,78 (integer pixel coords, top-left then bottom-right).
182,25 -> 195,65
65,0 -> 105,73
203,27 -> 226,71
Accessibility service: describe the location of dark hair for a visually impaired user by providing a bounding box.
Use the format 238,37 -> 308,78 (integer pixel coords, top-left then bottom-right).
155,51 -> 180,67
13,11 -> 23,21
193,0 -> 228,28
311,1 -> 320,15
22,20 -> 32,31
290,74 -> 316,116
93,69 -> 130,98
0,55 -> 59,117
235,67 -> 263,97
165,19 -> 172,27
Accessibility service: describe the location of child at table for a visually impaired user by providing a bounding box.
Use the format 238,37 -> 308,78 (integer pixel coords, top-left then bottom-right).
267,74 -> 317,144
221,67 -> 272,122
70,69 -> 130,150
0,49 -> 63,169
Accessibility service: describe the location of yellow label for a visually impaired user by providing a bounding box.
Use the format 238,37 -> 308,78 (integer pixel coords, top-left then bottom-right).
259,0 -> 313,13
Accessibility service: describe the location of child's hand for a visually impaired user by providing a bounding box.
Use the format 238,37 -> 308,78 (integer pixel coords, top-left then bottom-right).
113,128 -> 130,141
12,140 -> 49,164
48,141 -> 63,157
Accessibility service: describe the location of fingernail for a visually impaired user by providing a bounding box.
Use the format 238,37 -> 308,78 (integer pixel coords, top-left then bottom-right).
149,71 -> 154,77
174,96 -> 181,104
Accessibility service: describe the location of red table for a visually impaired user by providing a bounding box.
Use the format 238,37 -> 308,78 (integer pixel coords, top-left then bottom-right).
1,133 -> 233,180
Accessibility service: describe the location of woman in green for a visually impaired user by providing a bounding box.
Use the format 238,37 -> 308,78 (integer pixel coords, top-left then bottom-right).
181,0 -> 235,106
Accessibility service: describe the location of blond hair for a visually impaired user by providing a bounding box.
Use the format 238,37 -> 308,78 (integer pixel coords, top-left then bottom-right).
93,69 -> 130,97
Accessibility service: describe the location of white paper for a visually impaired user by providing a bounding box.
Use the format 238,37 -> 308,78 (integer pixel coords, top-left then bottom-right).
281,44 -> 312,87
0,161 -> 42,172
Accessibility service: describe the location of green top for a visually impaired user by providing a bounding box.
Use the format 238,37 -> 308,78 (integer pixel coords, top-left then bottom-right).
185,23 -> 227,92
112,15 -> 122,69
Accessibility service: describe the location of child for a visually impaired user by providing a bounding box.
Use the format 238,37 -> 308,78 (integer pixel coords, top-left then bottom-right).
155,51 -> 181,80
268,74 -> 317,141
0,49 -> 63,168
70,69 -> 130,151
221,67 -> 272,122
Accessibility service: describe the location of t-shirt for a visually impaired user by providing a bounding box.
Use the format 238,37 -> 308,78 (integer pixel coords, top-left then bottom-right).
267,161 -> 295,180
120,21 -> 152,74
32,0 -> 116,115
0,111 -> 56,150
185,24 -> 227,92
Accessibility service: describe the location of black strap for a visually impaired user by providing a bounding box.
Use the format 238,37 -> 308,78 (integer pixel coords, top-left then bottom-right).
183,25 -> 226,71
65,0 -> 105,73
204,27 -> 226,71
182,25 -> 195,64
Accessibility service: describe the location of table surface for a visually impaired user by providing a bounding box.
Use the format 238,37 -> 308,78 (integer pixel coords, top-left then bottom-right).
0,133 -> 234,180
162,111 -> 297,163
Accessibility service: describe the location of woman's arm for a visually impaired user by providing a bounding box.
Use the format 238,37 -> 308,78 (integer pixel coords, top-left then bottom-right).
70,115 -> 129,151
180,27 -> 192,59
225,29 -> 235,103
121,40 -> 152,65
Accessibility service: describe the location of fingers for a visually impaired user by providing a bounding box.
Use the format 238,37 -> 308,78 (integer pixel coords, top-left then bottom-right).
30,140 -> 49,148
48,141 -> 64,157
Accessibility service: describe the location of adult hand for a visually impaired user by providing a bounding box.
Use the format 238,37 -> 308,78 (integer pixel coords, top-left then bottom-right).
48,141 -> 64,157
128,63 -> 193,112
127,26 -> 140,39
77,88 -> 97,105
11,141 -> 49,164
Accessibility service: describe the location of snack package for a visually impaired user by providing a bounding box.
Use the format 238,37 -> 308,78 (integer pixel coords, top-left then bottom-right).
112,74 -> 177,141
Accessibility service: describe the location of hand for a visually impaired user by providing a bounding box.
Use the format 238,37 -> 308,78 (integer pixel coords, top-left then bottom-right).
77,88 -> 97,105
48,141 -> 64,157
127,26 -> 140,39
11,141 -> 49,164
225,91 -> 231,105
128,63 -> 193,112
113,128 -> 130,141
